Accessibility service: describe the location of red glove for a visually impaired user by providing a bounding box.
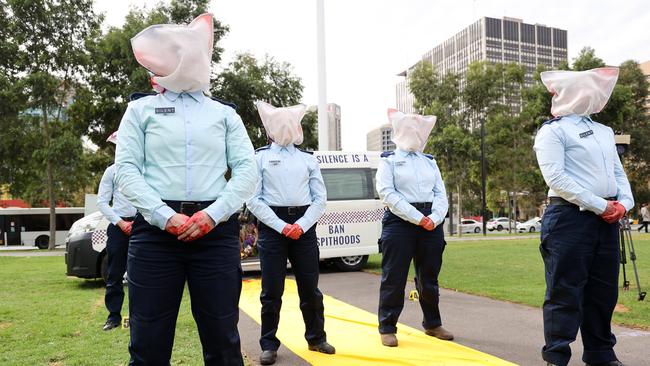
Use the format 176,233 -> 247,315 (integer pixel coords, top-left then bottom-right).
286,224 -> 304,240
282,224 -> 293,237
117,220 -> 133,236
165,213 -> 191,236
177,211 -> 216,242
601,201 -> 626,224
282,224 -> 304,240
419,216 -> 435,231
124,221 -> 133,236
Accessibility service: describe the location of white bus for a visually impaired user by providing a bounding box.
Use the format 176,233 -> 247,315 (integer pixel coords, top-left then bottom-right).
66,151 -> 384,280
0,207 -> 85,249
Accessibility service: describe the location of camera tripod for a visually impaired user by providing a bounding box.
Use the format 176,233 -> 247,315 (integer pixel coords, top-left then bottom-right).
619,216 -> 646,301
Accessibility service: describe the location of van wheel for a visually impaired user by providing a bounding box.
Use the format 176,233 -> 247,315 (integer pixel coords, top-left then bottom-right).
529,227 -> 536,233
100,254 -> 109,283
474,227 -> 481,233
333,255 -> 368,272
497,225 -> 503,231
35,235 -> 49,249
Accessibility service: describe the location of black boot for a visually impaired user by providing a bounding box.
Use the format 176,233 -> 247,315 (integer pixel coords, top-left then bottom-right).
259,350 -> 277,365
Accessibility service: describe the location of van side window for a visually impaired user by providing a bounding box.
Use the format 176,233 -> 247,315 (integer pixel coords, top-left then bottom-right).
321,168 -> 375,201
371,169 -> 379,199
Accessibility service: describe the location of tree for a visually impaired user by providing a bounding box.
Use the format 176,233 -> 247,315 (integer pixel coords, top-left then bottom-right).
409,61 -> 479,233
0,0 -> 101,249
571,47 -> 606,71
482,62 -> 537,223
214,53 -> 313,149
300,110 -> 319,151
571,48 -> 650,207
75,0 -> 229,152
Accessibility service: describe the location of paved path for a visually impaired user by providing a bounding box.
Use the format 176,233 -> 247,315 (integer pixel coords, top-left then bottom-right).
239,270 -> 649,366
0,248 -> 65,256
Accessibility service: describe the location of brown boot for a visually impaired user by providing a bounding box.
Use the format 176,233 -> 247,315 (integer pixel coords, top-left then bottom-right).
425,326 -> 454,340
380,333 -> 398,347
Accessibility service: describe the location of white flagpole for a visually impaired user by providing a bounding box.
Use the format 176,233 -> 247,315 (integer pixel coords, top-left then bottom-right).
316,0 -> 329,151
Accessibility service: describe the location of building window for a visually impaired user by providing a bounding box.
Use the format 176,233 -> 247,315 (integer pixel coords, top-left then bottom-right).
537,26 -> 551,46
486,17 -> 502,38
504,20 -> 519,41
521,23 -> 535,44
552,28 -> 567,49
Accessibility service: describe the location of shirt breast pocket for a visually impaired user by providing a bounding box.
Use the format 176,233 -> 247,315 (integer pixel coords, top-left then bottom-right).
393,161 -> 411,189
418,166 -> 436,193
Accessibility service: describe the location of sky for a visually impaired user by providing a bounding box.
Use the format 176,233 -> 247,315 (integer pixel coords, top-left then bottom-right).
95,0 -> 650,150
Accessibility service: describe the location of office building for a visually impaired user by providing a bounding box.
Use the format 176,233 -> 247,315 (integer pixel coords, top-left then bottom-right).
309,103 -> 342,151
367,124 -> 396,152
396,16 -> 568,115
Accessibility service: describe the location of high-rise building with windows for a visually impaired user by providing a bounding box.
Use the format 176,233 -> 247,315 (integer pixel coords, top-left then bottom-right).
396,16 -> 568,115
327,103 -> 342,151
308,103 -> 342,151
366,124 -> 396,152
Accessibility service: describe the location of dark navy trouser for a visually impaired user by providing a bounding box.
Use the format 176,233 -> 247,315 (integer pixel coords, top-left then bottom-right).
127,213 -> 244,366
105,222 -> 129,322
378,208 -> 445,334
540,204 -> 620,366
257,211 -> 326,351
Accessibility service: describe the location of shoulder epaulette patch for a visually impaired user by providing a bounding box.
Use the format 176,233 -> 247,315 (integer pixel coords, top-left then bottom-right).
423,153 -> 434,160
209,96 -> 237,110
540,116 -> 561,128
255,145 -> 270,153
380,151 -> 395,158
297,148 -> 314,155
129,92 -> 157,102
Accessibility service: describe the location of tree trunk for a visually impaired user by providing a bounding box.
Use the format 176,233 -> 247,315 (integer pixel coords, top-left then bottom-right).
512,191 -> 518,235
447,188 -> 454,236
457,184 -> 462,237
447,152 -> 453,236
47,159 -> 56,250
42,104 -> 56,250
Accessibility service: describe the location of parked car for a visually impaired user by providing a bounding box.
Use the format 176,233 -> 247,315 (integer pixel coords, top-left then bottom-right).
486,217 -> 517,232
459,219 -> 482,234
517,217 -> 542,233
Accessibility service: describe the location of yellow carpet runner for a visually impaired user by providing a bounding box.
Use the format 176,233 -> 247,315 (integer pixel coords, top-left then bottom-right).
240,279 -> 517,366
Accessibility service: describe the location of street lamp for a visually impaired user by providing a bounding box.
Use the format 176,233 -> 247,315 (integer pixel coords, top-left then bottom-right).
316,0 -> 329,151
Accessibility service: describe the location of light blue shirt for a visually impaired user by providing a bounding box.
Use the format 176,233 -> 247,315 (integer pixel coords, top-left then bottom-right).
375,149 -> 448,226
534,114 -> 634,214
96,164 -> 137,225
115,91 -> 258,230
246,143 -> 327,234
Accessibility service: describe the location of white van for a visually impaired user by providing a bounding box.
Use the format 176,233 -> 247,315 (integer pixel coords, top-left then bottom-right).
65,151 -> 384,280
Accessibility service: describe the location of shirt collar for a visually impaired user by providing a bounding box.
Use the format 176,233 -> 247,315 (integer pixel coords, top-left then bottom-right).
270,142 -> 296,154
163,90 -> 205,103
395,148 -> 417,157
564,114 -> 593,125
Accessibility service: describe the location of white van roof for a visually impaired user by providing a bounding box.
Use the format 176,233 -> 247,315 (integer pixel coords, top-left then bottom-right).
313,151 -> 382,169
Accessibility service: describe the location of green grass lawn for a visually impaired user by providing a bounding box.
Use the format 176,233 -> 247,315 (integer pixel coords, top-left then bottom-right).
0,256 -> 253,366
367,233 -> 650,329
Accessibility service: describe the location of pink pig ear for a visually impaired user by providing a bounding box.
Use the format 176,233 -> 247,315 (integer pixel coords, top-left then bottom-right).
189,13 -> 214,50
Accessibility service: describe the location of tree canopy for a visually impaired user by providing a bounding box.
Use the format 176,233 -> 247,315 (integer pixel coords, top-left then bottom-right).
409,46 -> 650,221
